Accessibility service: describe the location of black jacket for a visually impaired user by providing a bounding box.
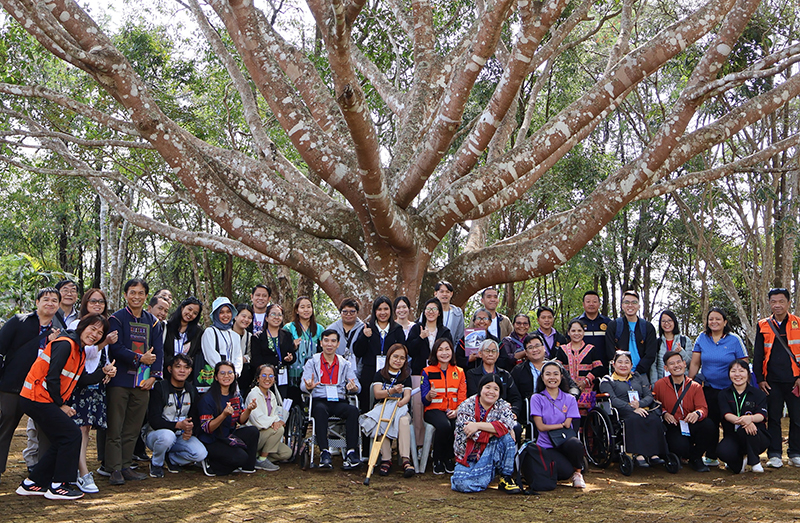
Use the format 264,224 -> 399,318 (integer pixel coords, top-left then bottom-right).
353,322 -> 405,377
163,323 -> 204,376
465,366 -> 523,418
407,323 -> 453,375
0,312 -> 59,394
605,317 -> 657,377
147,378 -> 200,434
250,328 -> 296,369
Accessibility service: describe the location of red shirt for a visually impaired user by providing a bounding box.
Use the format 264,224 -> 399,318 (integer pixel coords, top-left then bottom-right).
320,357 -> 339,385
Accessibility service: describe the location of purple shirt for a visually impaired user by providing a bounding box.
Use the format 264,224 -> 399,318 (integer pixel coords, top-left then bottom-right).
529,389 -> 580,448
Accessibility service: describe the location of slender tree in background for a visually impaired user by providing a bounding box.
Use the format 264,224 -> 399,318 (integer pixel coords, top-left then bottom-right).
0,0 -> 798,309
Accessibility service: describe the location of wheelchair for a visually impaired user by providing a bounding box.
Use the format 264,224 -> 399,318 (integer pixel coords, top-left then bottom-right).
287,393 -> 362,469
581,393 -> 680,476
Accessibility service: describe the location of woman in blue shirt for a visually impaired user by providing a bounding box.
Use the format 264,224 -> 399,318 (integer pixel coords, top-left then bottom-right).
689,307 -> 748,465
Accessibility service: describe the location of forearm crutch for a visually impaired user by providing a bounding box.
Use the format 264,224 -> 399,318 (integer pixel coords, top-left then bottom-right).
363,397 -> 400,485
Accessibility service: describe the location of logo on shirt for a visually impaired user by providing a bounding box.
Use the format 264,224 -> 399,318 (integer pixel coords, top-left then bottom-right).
600,323 -> 607,331
792,320 -> 799,330
452,370 -> 459,380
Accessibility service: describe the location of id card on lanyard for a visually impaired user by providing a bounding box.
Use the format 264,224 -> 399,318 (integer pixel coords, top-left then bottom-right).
376,332 -> 387,370
278,367 -> 288,386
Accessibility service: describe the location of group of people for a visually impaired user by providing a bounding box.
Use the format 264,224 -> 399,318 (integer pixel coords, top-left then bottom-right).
0,278 -> 797,500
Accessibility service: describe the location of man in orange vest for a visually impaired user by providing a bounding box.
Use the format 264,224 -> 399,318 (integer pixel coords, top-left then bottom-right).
754,288 -> 800,469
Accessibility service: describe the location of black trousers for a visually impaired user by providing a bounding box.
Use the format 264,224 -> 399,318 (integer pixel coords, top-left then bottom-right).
542,437 -> 585,480
424,409 -> 456,462
765,380 -> 800,458
665,417 -> 717,460
0,391 -> 26,474
20,398 -> 81,485
311,399 -> 360,451
717,426 -> 771,470
702,386 -> 722,459
203,425 -> 259,475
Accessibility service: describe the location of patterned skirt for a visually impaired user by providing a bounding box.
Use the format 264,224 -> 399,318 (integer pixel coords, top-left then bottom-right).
71,383 -> 107,428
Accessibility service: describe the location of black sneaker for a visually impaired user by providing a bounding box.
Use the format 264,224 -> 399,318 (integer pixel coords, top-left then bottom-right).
45,483 -> 84,500
96,465 -> 112,477
498,476 -> 522,494
132,453 -> 150,462
16,481 -> 47,496
444,459 -> 455,474
691,458 -> 710,473
149,464 -> 165,478
432,460 -> 445,475
201,459 -> 216,477
342,450 -> 362,470
165,458 -> 182,474
319,450 -> 333,469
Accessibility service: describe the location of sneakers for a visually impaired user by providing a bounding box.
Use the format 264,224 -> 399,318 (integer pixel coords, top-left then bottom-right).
432,460 -> 446,475
444,459 -> 455,474
319,450 -> 333,469
201,459 -> 216,477
96,465 -> 112,477
45,483 -> 84,500
690,458 -> 710,473
16,481 -> 46,496
703,457 -> 720,467
498,476 -> 522,494
255,458 -> 280,471
342,450 -> 362,470
149,464 -> 165,478
121,467 -> 147,481
77,472 -> 99,493
571,471 -> 586,489
790,456 -> 800,467
109,470 -> 125,486
766,456 -> 783,468
239,467 -> 257,474
751,462 -> 764,473
165,458 -> 182,474
132,453 -> 150,462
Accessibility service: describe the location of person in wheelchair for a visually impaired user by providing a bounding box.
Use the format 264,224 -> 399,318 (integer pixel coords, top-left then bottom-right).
530,360 -> 587,488
599,351 -> 668,467
451,374 -> 521,494
652,351 -> 716,472
301,329 -> 361,470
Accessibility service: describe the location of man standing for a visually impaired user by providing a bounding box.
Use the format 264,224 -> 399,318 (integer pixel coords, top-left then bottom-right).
754,288 -> 800,468
605,290 -> 657,377
326,298 -> 364,371
55,280 -> 80,327
575,291 -> 611,370
480,288 -> 512,340
250,285 -> 272,335
106,278 -> 164,485
0,288 -> 62,482
534,306 -> 567,357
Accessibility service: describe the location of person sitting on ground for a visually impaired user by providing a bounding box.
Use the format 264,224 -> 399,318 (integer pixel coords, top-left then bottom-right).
599,351 -> 668,467
16,315 -> 116,500
359,343 -> 415,478
145,353 -> 207,478
450,374 -> 521,494
421,338 -> 466,475
197,361 -> 259,476
529,360 -> 586,488
466,339 -> 523,440
717,359 -> 770,474
652,351 -> 716,472
301,329 -> 362,470
245,364 -> 292,471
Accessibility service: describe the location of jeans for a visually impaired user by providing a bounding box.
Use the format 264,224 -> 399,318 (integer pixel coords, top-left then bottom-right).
145,429 -> 207,467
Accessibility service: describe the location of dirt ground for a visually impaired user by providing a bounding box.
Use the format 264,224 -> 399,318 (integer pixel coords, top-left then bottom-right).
0,420 -> 798,523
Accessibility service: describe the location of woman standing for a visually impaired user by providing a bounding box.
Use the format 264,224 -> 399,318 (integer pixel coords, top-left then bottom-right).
354,296 -> 405,410
408,298 -> 453,375
16,315 -> 116,500
689,307 -> 748,465
421,338 -> 466,474
232,305 -> 254,394
250,304 -> 296,399
197,361 -> 259,476
393,296 -> 414,338
651,310 -> 692,384
283,296 -> 324,400
554,319 -> 604,415
164,297 -> 203,375
197,298 -> 242,393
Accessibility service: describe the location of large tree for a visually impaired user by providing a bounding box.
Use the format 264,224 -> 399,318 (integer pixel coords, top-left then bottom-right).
0,0 -> 798,308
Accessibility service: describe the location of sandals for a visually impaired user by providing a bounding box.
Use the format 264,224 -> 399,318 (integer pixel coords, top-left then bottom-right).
402,459 -> 416,478
378,460 -> 392,476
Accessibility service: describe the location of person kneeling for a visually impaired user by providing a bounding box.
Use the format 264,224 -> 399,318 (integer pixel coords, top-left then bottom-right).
529,360 -> 586,488
652,351 -> 716,472
197,361 -> 259,476
145,354 -> 207,477
301,329 -> 362,470
451,374 -> 521,493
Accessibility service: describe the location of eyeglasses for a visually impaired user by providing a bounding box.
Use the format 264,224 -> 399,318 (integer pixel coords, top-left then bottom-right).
475,316 -> 490,322
526,344 -> 544,350
268,313 -> 283,318
218,371 -> 235,377
260,374 -> 275,379
425,307 -> 438,313
622,300 -> 639,306
88,299 -> 106,305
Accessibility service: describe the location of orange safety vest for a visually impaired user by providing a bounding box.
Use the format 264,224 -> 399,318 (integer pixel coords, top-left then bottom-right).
422,363 -> 466,412
20,336 -> 85,404
758,314 -> 800,378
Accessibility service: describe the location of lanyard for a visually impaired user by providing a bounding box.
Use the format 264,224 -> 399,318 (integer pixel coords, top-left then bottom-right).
125,306 -> 141,322
269,334 -> 282,361
322,359 -> 337,383
174,390 -> 186,418
380,331 -> 387,355
734,390 -> 748,417
671,377 -> 686,417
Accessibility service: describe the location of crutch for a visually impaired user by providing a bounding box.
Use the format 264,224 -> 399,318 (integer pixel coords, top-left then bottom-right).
363,397 -> 400,485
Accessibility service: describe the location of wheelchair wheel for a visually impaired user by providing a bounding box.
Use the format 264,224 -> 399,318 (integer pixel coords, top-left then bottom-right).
582,407 -> 613,468
664,452 -> 681,474
619,453 -> 634,476
286,404 -> 307,463
298,439 -> 311,470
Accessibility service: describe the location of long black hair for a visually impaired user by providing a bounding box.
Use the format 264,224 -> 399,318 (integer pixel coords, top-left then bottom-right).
167,296 -> 203,342
380,343 -> 410,383
420,298 -> 444,331
208,360 -> 238,416
368,295 -> 396,331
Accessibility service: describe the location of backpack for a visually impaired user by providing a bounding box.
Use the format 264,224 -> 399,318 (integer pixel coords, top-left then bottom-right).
614,317 -> 647,347
517,441 -> 557,492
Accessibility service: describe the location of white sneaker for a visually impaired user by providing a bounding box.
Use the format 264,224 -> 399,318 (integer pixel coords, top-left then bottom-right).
789,456 -> 800,467
254,459 -> 280,471
77,472 -> 99,494
571,471 -> 586,488
751,463 -> 764,473
766,457 -> 783,468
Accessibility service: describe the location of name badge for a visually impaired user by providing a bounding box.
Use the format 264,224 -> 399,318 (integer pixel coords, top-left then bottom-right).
376,355 -> 386,371
679,420 -> 691,436
278,367 -> 288,386
627,390 -> 640,402
326,384 -> 339,402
